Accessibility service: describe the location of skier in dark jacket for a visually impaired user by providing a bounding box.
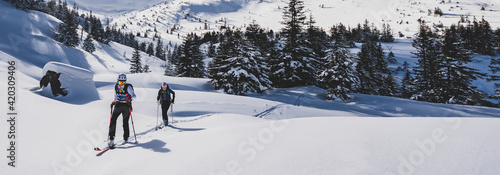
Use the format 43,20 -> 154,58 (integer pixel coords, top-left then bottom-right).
157,82 -> 175,126
108,73 -> 136,147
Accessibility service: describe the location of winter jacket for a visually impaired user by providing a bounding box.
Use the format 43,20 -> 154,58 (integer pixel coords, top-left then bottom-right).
157,87 -> 175,105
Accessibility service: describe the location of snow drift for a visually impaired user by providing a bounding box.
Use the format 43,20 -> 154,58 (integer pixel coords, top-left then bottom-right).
39,61 -> 100,104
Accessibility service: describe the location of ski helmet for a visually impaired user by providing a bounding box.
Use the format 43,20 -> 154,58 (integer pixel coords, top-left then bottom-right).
117,74 -> 127,81
162,82 -> 168,88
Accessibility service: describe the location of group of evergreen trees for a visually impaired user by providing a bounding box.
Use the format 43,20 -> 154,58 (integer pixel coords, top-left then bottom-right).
6,0 -> 165,74
409,20 -> 495,105
169,0 -> 500,107
170,0 -> 396,99
7,0 -> 500,106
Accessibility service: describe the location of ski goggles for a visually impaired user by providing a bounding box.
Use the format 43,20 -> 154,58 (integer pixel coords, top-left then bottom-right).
117,80 -> 126,85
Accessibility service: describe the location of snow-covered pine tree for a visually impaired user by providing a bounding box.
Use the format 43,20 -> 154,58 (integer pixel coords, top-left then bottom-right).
441,24 -> 485,104
164,60 -> 177,76
47,0 -> 57,16
102,18 -> 111,45
373,42 -> 397,96
494,28 -> 500,51
177,33 -> 205,78
495,28 -> 500,52
317,46 -> 358,101
274,0 -> 317,88
209,30 -> 235,88
9,0 -> 44,11
139,42 -> 147,52
380,23 -> 395,42
89,14 -> 105,43
305,14 -> 329,71
330,23 -> 355,48
458,20 -> 475,52
356,39 -> 377,95
146,42 -> 154,57
475,17 -> 495,56
411,21 -> 446,103
129,47 -> 142,73
207,42 -> 217,58
209,30 -> 271,95
55,0 -> 67,20
245,20 -> 274,58
83,34 -> 95,53
169,44 -> 180,66
488,58 -> 500,99
356,38 -> 396,96
400,61 -> 415,99
143,64 -> 150,73
155,38 -> 166,60
55,6 -> 79,47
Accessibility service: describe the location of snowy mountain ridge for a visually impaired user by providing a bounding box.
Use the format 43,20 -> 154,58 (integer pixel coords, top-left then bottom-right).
98,0 -> 500,45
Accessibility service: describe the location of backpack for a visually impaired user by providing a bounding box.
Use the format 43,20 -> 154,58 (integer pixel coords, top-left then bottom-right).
115,83 -> 134,103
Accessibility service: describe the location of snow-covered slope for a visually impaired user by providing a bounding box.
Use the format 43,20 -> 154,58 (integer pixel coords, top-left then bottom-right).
2,1 -> 500,175
0,1 -> 166,77
2,68 -> 500,175
65,0 -> 167,15
107,0 -> 500,44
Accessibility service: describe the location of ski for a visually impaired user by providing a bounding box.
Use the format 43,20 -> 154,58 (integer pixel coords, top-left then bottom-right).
94,140 -> 139,156
95,145 -> 114,156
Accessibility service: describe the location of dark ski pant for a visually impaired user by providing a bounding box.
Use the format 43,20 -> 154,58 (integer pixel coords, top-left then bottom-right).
161,101 -> 171,123
109,103 -> 130,141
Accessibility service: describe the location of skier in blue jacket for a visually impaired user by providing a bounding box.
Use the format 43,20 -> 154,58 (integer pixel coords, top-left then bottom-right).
157,82 -> 175,126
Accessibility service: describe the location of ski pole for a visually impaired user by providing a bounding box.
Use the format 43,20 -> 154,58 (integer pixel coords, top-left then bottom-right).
108,103 -> 114,140
156,102 -> 159,130
129,108 -> 138,143
170,103 -> 174,126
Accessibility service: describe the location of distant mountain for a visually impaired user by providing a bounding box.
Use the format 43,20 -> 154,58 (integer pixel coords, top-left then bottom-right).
102,0 -> 500,44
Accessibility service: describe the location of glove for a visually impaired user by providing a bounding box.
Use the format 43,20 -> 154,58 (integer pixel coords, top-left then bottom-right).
110,101 -> 115,108
125,94 -> 132,102
172,99 -> 175,104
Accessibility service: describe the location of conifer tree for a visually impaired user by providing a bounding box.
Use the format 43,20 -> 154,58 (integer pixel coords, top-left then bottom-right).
441,24 -> 485,104
130,47 -> 142,73
380,23 -> 395,42
55,7 -> 79,47
245,20 -> 274,58
400,61 -> 415,99
274,0 -> 317,87
475,17 -> 495,55
356,39 -> 396,96
146,42 -> 154,57
143,64 -> 150,73
495,28 -> 500,52
164,60 -> 177,76
305,14 -> 329,71
177,33 -> 205,78
83,34 -> 95,53
331,23 -> 355,48
317,46 -> 358,101
209,30 -> 272,95
488,58 -> 500,99
411,22 -> 446,103
155,38 -> 165,60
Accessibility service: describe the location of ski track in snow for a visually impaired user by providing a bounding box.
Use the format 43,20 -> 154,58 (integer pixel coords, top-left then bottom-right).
254,93 -> 306,119
254,104 -> 285,119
